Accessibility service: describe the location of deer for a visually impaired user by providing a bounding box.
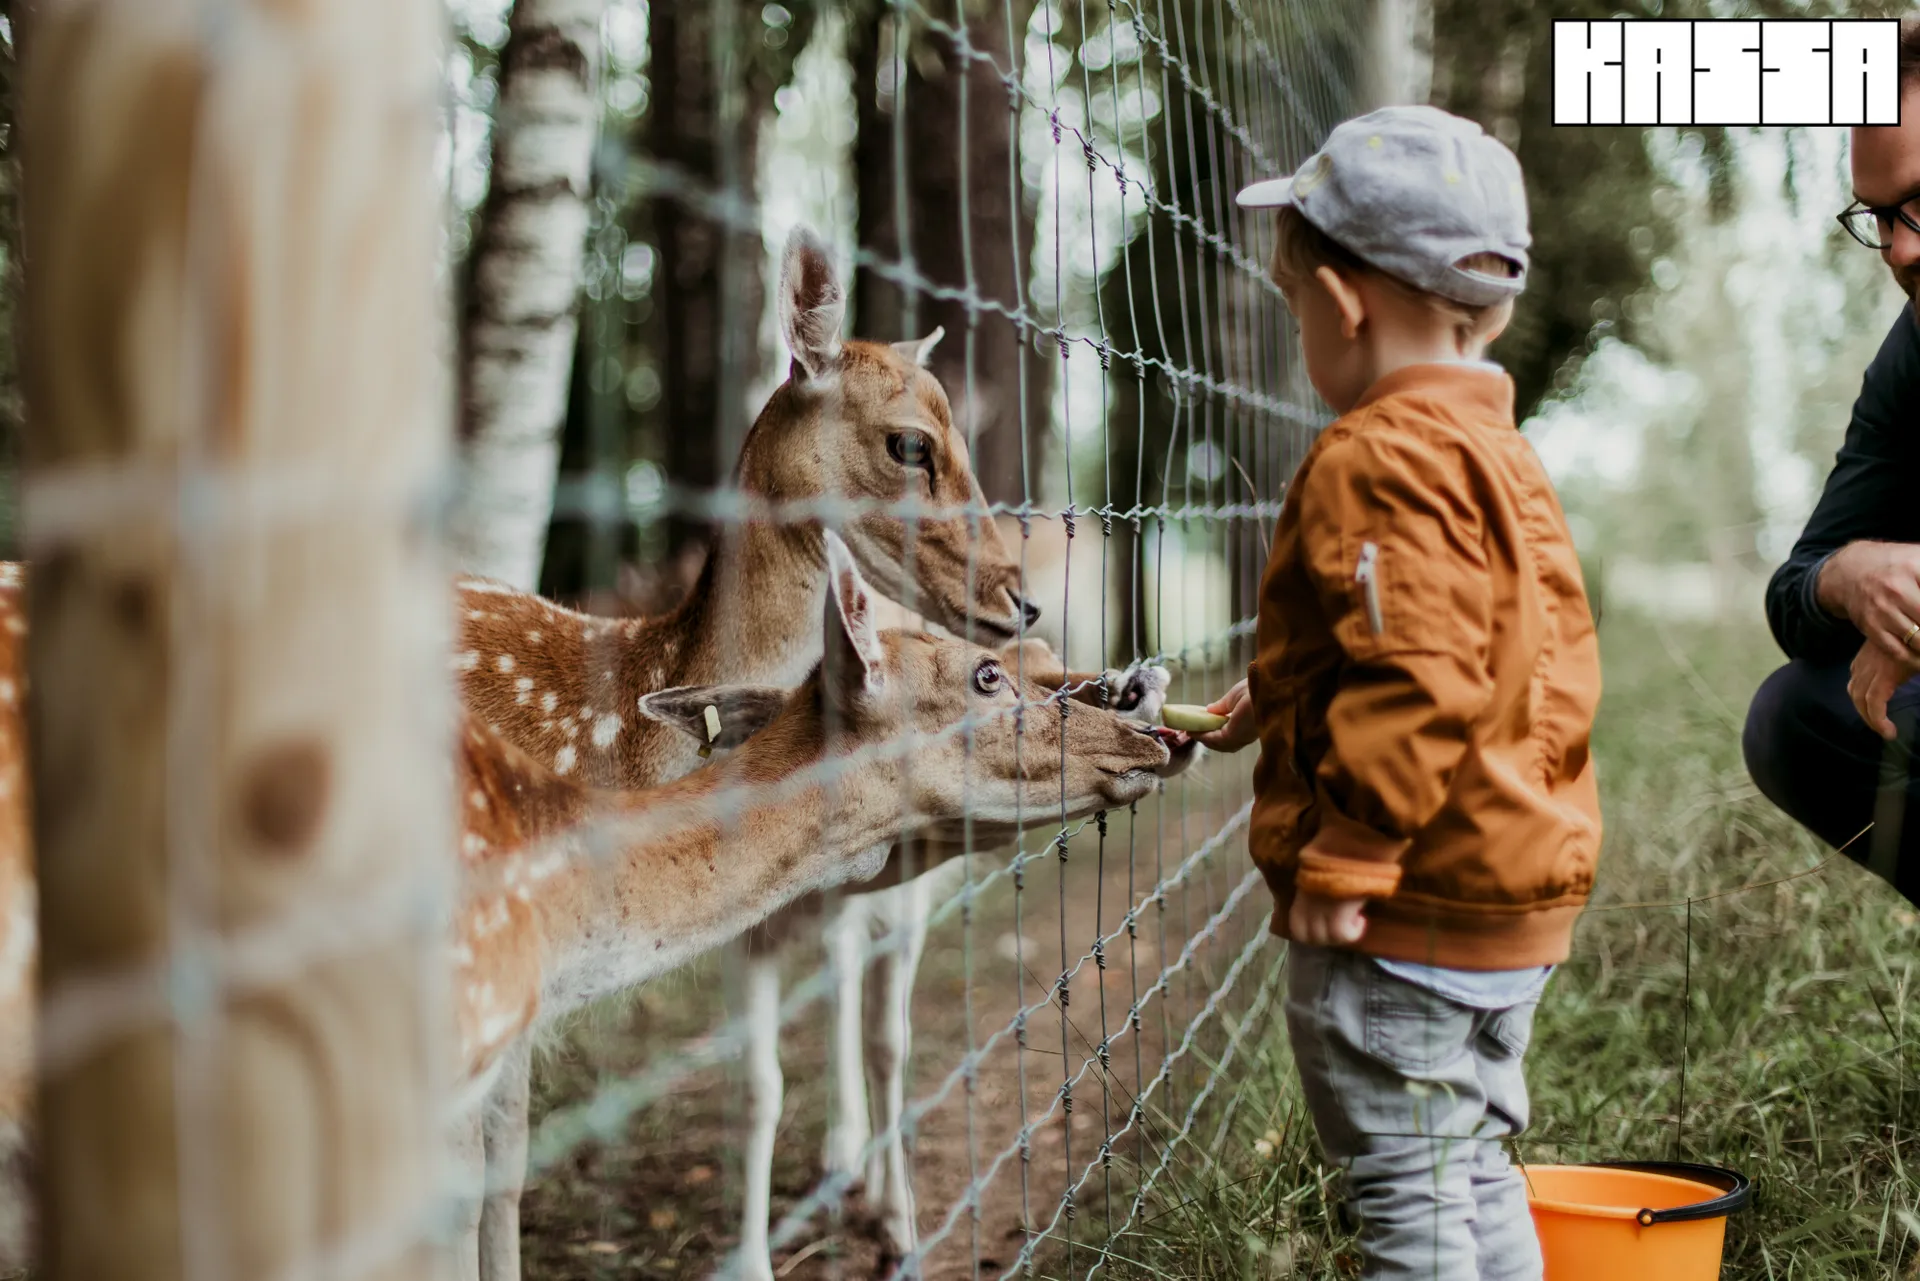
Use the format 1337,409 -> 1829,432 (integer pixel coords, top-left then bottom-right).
703,640 -> 1189,1279
445,224 -> 1175,1277
0,538 -> 1178,1279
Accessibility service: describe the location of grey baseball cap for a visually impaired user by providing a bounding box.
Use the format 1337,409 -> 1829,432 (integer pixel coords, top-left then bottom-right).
1237,105 -> 1530,307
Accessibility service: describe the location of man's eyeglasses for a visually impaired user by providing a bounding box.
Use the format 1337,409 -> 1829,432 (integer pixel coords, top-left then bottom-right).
1838,196 -> 1920,250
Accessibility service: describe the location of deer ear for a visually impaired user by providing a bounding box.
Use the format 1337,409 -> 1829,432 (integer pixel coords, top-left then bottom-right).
638,684 -> 789,750
779,226 -> 845,381
890,326 -> 945,368
821,529 -> 885,711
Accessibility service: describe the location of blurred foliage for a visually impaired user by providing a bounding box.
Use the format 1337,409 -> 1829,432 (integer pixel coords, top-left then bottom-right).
1433,0 -> 1907,420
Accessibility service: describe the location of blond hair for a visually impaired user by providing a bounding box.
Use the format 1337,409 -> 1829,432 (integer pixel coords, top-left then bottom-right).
1267,205 -> 1518,338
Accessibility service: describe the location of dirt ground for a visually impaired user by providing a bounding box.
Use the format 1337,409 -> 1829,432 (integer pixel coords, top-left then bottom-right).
518,757 -> 1277,1280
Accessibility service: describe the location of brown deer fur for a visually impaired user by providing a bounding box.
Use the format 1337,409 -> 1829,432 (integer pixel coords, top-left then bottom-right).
0,540 -> 1173,1276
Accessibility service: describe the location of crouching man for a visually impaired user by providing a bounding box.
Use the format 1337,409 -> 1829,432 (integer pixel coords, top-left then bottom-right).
1745,20 -> 1920,902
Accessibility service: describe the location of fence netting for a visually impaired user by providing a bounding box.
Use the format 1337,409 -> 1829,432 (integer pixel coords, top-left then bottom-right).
445,0 -> 1369,1276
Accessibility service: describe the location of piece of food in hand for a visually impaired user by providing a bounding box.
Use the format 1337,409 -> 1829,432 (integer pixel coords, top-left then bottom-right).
1160,703 -> 1228,733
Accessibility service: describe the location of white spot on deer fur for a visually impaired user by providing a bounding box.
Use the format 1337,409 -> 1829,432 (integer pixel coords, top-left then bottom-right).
466,609 -> 485,621
455,650 -> 480,672
541,692 -> 558,714
476,1003 -> 522,1049
527,630 -> 543,644
450,943 -> 474,966
554,745 -> 577,775
591,714 -> 621,748
496,654 -> 516,673
462,833 -> 488,857
0,680 -> 15,707
5,617 -> 23,636
602,670 -> 614,682
515,677 -> 535,705
468,789 -> 487,810
459,579 -> 517,596
0,564 -> 20,586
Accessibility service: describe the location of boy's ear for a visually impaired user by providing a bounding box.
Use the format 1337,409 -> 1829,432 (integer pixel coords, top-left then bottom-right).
1314,266 -> 1367,340
1476,298 -> 1516,347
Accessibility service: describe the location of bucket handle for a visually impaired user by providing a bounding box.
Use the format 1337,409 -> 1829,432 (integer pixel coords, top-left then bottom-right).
1587,1161 -> 1753,1226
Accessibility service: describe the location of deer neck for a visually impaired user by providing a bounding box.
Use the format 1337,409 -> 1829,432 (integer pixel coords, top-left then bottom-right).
528,715 -> 898,1018
678,518 -> 827,689
625,521 -> 827,785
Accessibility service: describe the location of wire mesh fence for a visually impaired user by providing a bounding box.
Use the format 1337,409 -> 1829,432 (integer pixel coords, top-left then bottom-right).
11,0 -> 1920,1277
453,0 -> 1371,1276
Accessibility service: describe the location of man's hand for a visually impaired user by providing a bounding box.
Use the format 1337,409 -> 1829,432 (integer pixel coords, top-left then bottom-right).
1194,678 -> 1258,753
1819,541 -> 1920,662
1289,890 -> 1368,946
1849,640 -> 1920,740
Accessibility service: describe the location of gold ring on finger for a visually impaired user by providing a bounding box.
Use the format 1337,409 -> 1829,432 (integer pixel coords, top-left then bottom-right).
1904,621 -> 1919,651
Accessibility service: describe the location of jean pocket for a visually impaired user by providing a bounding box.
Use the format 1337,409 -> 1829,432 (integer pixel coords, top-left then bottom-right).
1481,1003 -> 1536,1059
1362,971 -> 1474,1072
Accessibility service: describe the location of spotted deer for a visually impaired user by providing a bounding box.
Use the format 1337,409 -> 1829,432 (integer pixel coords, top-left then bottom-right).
690,642 -> 1188,1278
0,539 -> 1174,1279
452,225 -> 1040,795
447,226 -> 1163,1275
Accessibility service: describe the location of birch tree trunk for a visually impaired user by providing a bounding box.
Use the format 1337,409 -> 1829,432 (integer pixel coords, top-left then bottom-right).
449,0 -> 606,590
20,1 -> 454,1276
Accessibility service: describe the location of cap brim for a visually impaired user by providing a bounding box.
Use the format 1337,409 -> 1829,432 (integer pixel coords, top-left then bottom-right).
1235,177 -> 1296,208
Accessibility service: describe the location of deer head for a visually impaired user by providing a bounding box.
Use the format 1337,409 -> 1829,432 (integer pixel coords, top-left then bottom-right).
641,533 -> 1169,835
746,227 -> 1035,645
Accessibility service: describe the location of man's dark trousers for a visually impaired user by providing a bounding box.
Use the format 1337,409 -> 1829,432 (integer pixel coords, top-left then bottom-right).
1744,660 -> 1920,905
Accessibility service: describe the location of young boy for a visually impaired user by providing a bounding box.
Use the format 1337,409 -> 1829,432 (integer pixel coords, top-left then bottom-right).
1196,105 -> 1602,1280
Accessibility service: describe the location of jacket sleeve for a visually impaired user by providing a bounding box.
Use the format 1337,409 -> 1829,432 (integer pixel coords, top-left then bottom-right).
1766,306 -> 1920,665
1291,427 -> 1496,901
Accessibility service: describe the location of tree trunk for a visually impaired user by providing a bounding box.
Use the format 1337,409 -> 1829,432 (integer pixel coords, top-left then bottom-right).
19,1 -> 454,1276
449,0 -> 605,590
642,0 -> 774,567
849,0 -> 1046,509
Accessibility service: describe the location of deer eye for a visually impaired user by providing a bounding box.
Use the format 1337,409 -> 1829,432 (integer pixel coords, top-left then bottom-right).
887,432 -> 935,479
971,660 -> 1004,696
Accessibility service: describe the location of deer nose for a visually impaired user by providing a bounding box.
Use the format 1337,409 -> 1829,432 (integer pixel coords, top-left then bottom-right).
1015,594 -> 1041,628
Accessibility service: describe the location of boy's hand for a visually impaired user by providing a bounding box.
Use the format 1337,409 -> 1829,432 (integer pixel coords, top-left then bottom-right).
1194,679 -> 1257,752
1288,890 -> 1368,947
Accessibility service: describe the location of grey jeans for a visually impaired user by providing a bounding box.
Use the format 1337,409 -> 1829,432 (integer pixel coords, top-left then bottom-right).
1285,944 -> 1543,1281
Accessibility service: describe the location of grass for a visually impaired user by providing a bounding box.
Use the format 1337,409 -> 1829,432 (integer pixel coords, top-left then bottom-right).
1076,611 -> 1920,1279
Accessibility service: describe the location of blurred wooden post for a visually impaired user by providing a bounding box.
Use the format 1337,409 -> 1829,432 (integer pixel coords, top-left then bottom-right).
18,1 -> 454,1278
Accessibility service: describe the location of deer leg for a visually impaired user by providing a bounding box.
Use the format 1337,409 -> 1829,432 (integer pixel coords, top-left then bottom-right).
448,1102 -> 487,1281
822,896 -> 871,1186
477,1043 -> 531,1281
737,955 -> 782,1281
863,882 -> 931,1263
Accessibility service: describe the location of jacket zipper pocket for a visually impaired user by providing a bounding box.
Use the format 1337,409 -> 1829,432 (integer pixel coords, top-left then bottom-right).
1355,541 -> 1384,636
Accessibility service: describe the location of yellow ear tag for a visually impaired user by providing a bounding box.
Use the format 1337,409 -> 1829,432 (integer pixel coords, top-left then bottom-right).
698,704 -> 721,757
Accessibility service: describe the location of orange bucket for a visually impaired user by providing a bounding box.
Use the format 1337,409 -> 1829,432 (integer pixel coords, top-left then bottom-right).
1525,1161 -> 1751,1281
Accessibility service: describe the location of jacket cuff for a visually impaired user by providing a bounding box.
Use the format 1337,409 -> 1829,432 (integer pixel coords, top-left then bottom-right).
1295,810 -> 1410,900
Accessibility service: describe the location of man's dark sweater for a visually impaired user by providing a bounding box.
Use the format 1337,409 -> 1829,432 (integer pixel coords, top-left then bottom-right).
1749,303 -> 1920,902
1766,305 -> 1920,664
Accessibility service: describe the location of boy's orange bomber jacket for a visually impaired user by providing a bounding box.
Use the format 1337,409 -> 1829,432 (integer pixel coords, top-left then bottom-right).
1247,362 -> 1602,970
